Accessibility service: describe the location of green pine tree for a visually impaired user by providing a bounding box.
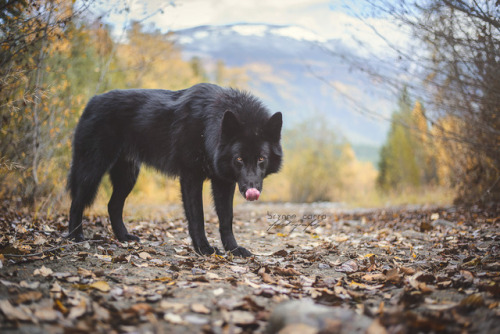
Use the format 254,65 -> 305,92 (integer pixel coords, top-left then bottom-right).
377,87 -> 421,191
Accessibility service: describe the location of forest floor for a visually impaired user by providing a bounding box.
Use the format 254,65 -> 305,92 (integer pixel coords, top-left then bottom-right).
0,201 -> 499,333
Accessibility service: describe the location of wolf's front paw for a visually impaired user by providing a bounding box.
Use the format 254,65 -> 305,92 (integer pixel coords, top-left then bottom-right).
195,244 -> 223,256
117,233 -> 140,242
68,232 -> 85,242
228,246 -> 253,258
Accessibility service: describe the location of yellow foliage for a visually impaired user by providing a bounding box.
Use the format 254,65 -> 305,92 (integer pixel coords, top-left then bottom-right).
431,115 -> 468,188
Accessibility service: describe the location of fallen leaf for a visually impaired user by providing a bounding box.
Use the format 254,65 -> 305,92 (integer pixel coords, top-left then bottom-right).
364,284 -> 385,291
459,294 -> 484,309
424,300 -> 458,311
230,265 -> 248,274
164,312 -> 184,324
459,270 -> 474,281
408,272 -> 435,293
34,307 -> 59,322
366,318 -> 388,334
19,281 -> 40,289
153,276 -> 173,282
218,297 -> 244,310
77,267 -> 93,277
0,299 -> 32,321
420,221 -> 433,232
160,301 -> 186,312
112,254 -> 131,263
385,268 -> 402,284
224,310 -> 256,325
54,299 -> 68,315
129,303 -> 153,315
68,298 -> 87,320
0,279 -> 18,287
146,294 -> 161,302
92,301 -> 110,321
94,254 -> 112,262
274,267 -> 301,276
335,259 -> 359,273
132,261 -> 149,268
185,314 -> 210,325
33,235 -> 48,245
261,272 -> 275,284
15,291 -> 43,304
245,278 -> 262,289
206,272 -> 220,279
191,303 -> 211,314
90,280 -> 110,292
399,267 -> 416,275
138,251 -> 152,260
362,273 -> 386,282
34,265 -> 53,277
49,281 -> 63,299
279,323 -> 318,334
272,249 -> 288,257
15,224 -> 28,233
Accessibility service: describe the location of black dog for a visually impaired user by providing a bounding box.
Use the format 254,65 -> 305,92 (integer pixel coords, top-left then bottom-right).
67,83 -> 282,257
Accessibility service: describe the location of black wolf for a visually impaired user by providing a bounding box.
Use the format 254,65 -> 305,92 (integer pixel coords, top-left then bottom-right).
67,83 -> 283,257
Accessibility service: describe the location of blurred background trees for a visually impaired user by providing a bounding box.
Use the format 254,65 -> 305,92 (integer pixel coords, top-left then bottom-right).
377,88 -> 438,192
1,0 -> 82,206
0,0 -> 248,211
418,0 -> 500,203
347,0 -> 500,203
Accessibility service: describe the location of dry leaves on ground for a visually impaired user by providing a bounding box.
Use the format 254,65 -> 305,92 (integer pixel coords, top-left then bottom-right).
0,202 -> 499,333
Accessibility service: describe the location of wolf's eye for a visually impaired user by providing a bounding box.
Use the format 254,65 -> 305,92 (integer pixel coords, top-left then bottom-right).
236,157 -> 243,163
258,156 -> 265,162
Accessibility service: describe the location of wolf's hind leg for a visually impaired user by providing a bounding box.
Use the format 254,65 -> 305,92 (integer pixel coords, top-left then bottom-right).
108,156 -> 141,242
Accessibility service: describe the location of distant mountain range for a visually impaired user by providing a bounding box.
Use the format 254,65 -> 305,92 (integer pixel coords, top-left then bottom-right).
170,23 -> 392,165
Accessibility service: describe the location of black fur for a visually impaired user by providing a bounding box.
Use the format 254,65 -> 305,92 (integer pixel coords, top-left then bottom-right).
67,83 -> 283,257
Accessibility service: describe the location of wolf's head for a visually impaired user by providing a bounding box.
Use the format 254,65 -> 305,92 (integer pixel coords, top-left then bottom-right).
215,110 -> 283,201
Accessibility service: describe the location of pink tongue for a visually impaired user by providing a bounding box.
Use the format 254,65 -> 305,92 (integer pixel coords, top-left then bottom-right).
245,188 -> 260,201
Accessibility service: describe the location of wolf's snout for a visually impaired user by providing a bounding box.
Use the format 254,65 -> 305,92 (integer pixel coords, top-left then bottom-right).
245,188 -> 260,201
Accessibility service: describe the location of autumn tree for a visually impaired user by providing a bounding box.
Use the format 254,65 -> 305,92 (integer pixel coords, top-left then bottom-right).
281,114 -> 377,203
417,0 -> 500,203
0,3 -> 249,210
348,0 -> 500,203
377,87 -> 438,191
0,0 -> 87,204
377,88 -> 420,191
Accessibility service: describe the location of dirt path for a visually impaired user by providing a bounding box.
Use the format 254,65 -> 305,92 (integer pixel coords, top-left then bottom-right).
0,202 -> 499,333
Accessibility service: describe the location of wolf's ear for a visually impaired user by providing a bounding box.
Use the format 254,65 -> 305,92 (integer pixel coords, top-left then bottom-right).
264,112 -> 282,142
221,110 -> 242,140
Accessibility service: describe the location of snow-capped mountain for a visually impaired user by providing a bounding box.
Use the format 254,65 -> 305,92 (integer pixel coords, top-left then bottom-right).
170,23 -> 391,161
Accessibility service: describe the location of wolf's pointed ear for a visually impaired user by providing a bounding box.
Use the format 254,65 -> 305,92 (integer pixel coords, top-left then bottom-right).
264,112 -> 282,142
221,110 -> 242,140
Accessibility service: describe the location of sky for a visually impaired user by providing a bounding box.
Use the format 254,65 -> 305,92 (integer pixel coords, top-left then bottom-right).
93,0 -> 407,56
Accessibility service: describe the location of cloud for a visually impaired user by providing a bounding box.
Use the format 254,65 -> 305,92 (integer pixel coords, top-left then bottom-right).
96,0 -> 408,56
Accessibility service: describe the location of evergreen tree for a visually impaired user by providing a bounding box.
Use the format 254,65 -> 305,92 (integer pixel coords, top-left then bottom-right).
377,87 -> 427,191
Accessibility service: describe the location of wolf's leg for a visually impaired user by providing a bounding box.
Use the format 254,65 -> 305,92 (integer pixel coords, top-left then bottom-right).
181,173 -> 222,255
212,178 -> 252,257
108,157 -> 141,242
68,158 -> 108,241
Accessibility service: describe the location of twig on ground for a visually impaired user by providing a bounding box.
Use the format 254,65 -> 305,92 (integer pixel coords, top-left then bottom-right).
2,240 -> 104,258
